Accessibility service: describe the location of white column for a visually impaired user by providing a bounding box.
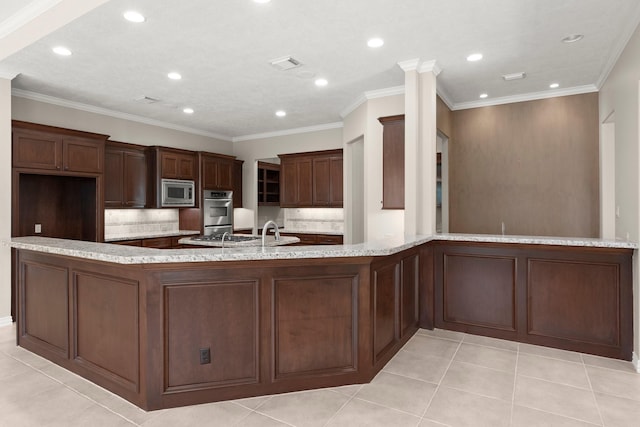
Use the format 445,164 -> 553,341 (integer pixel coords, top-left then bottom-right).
0,74 -> 15,326
399,59 -> 420,236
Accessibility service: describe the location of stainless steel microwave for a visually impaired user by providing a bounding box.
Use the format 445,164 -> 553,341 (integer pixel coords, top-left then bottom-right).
161,179 -> 195,207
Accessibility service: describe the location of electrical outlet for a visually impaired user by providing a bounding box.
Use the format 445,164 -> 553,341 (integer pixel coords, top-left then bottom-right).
35,224 -> 42,234
199,348 -> 211,365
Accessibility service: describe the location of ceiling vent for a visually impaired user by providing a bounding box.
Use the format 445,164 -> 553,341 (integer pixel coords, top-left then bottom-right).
269,56 -> 302,71
134,95 -> 160,104
502,72 -> 526,81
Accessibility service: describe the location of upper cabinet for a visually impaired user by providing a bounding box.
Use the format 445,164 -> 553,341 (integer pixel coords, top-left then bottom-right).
378,115 -> 405,209
257,161 -> 280,206
157,148 -> 197,181
12,120 -> 107,174
233,159 -> 244,208
279,149 -> 343,208
105,141 -> 147,208
201,153 -> 234,190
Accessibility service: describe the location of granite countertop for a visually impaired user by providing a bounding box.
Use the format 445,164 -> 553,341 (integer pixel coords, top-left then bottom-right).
104,230 -> 200,242
6,233 -> 637,265
179,235 -> 300,247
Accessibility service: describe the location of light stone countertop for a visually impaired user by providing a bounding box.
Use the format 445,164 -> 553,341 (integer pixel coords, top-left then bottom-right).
6,233 -> 637,265
104,230 -> 201,242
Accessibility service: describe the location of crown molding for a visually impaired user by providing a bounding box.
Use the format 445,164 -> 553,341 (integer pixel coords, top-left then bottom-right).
418,60 -> 442,76
233,122 -> 344,142
596,3 -> 640,89
11,88 -> 233,141
436,86 -> 455,110
0,71 -> 19,80
339,93 -> 367,119
340,86 -> 405,119
0,0 -> 62,39
452,84 -> 598,111
397,58 -> 420,72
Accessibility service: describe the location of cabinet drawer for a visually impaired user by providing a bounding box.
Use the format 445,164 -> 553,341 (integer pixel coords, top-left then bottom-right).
141,237 -> 173,249
316,234 -> 343,245
112,240 -> 142,247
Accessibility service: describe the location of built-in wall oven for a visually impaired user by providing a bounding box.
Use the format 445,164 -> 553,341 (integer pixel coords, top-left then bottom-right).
203,190 -> 233,236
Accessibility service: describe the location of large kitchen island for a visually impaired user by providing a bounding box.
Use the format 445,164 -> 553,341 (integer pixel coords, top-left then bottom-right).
8,234 -> 637,410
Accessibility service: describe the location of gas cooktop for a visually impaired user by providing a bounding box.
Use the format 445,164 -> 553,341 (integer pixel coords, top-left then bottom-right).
191,234 -> 259,242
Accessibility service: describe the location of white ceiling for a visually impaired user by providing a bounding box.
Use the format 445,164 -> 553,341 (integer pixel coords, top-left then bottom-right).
1,0 -> 640,141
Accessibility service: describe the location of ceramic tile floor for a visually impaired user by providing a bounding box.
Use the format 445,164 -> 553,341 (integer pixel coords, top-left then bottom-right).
1,324 -> 639,427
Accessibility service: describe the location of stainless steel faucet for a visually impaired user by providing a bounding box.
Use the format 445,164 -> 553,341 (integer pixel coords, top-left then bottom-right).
261,220 -> 280,247
221,231 -> 230,248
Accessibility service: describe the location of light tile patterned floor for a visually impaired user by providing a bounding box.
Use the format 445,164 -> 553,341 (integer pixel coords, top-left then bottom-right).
1,324 -> 639,427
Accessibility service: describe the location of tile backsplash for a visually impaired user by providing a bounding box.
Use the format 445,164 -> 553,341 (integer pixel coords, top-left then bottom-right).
284,208 -> 344,233
104,209 -> 180,239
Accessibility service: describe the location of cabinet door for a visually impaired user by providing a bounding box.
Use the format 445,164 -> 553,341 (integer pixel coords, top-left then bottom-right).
297,159 -> 313,206
202,156 -> 219,189
104,149 -> 124,207
233,160 -> 243,208
177,154 -> 196,180
280,160 -> 298,207
63,137 -> 104,173
381,117 -> 404,209
124,151 -> 147,207
12,128 -> 62,170
217,159 -> 233,190
329,157 -> 343,206
312,157 -> 331,206
161,152 -> 180,179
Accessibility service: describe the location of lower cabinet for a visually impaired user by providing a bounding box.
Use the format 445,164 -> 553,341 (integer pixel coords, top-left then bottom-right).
111,236 -> 184,248
280,232 -> 343,245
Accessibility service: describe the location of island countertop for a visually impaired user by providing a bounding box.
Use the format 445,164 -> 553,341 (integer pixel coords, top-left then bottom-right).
5,233 -> 636,265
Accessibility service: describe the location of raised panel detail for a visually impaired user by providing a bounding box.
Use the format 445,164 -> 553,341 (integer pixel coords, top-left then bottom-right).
373,262 -> 399,361
528,259 -> 620,346
443,254 -> 516,331
74,271 -> 139,391
401,254 -> 419,336
20,260 -> 69,356
274,275 -> 357,379
165,281 -> 259,389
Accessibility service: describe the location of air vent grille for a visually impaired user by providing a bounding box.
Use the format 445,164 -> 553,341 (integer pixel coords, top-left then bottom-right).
269,56 -> 302,71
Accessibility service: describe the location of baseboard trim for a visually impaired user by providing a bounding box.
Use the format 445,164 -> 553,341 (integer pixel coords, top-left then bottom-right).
632,352 -> 640,373
0,316 -> 13,327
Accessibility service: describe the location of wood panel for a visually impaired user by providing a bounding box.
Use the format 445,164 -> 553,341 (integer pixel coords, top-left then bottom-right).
372,262 -> 399,361
273,275 -> 357,378
528,259 -> 620,346
330,156 -> 343,206
74,271 -> 139,391
19,259 -> 69,357
63,137 -> 104,173
379,115 -> 404,209
124,150 -> 147,207
165,281 -> 259,389
442,253 -> 516,331
104,149 -> 124,207
401,254 -> 419,337
12,127 -> 62,170
233,160 -> 243,208
297,159 -> 313,206
312,157 -> 331,205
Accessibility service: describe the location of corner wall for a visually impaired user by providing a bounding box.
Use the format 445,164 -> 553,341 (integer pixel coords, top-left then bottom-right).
0,79 -> 11,325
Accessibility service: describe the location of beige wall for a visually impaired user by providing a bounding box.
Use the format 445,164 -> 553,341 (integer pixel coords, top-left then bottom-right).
599,22 -> 640,365
0,79 -> 11,324
12,97 -> 233,154
436,96 -> 453,138
450,93 -> 600,237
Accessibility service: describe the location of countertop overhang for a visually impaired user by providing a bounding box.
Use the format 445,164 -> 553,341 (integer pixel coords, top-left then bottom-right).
5,233 -> 637,265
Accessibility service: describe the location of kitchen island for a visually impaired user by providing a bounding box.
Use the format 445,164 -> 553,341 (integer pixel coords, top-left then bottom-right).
8,234 -> 637,410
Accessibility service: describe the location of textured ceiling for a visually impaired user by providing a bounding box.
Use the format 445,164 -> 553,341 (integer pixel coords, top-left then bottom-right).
1,0 -> 639,140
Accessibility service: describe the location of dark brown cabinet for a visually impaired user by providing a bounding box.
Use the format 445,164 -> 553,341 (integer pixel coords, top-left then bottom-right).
201,153 -> 234,190
13,121 -> 106,174
279,149 -> 342,208
104,141 -> 147,208
233,159 -> 244,208
257,161 -> 280,206
158,148 -> 197,181
280,232 -> 343,245
378,115 -> 404,209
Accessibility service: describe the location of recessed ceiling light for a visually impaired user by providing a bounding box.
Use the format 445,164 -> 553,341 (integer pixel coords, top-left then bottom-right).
123,11 -> 145,23
466,53 -> 483,62
183,108 -> 194,114
167,72 -> 182,80
52,46 -> 72,56
562,34 -> 584,43
367,38 -> 384,48
315,78 -> 328,87
479,93 -> 488,99
275,110 -> 286,117
549,83 -> 560,89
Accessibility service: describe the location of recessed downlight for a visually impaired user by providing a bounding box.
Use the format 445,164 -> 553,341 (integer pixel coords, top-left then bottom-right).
466,53 -> 483,62
367,38 -> 384,48
549,83 -> 560,89
562,34 -> 584,43
167,72 -> 182,80
479,93 -> 488,99
315,78 -> 328,87
123,11 -> 145,23
183,107 -> 194,114
275,110 -> 286,117
52,46 -> 72,56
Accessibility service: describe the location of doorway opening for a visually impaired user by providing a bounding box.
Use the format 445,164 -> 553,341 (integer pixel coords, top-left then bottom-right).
437,131 -> 449,233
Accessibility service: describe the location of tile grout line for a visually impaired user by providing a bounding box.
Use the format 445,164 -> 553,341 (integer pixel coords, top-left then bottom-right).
320,388 -> 360,427
582,353 -> 606,427
509,344 -> 520,426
